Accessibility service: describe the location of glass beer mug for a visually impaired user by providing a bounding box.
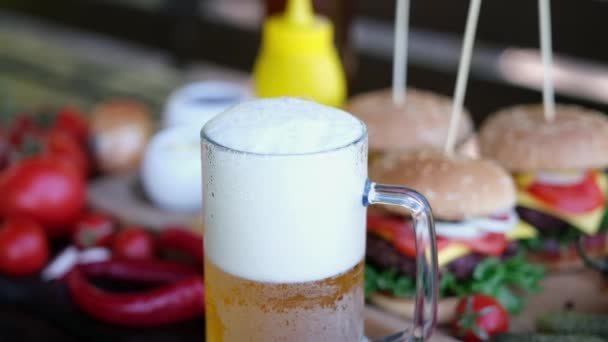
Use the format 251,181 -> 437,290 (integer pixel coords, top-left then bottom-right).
201,98 -> 438,342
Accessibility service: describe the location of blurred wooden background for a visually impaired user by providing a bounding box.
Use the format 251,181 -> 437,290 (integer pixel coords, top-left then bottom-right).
1,0 -> 607,123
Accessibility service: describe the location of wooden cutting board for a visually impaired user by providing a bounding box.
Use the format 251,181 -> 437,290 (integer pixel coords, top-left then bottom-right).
511,269 -> 608,331
364,307 -> 457,341
88,173 -> 201,231
364,270 -> 608,340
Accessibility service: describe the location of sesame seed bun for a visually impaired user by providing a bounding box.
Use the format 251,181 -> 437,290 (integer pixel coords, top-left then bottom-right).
347,88 -> 474,153
369,149 -> 516,220
479,104 -> 608,172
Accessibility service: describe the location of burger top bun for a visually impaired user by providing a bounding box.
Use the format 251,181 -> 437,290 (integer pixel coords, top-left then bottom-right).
347,88 -> 474,152
369,149 -> 516,220
479,104 -> 608,172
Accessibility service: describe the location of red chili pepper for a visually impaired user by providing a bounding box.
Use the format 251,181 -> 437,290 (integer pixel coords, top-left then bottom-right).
78,259 -> 200,285
158,227 -> 204,265
66,267 -> 204,327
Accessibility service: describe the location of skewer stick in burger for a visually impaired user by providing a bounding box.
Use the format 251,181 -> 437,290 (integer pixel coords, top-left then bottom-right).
479,104 -> 608,270
365,149 -> 544,323
346,89 -> 477,162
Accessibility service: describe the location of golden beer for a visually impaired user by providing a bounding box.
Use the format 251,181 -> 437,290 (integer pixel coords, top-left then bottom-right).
205,258 -> 364,342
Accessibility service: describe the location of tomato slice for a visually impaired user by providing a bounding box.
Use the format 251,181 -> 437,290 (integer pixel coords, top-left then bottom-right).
367,213 -> 508,257
490,213 -> 510,221
367,213 -> 450,257
528,172 -> 605,214
451,233 -> 508,257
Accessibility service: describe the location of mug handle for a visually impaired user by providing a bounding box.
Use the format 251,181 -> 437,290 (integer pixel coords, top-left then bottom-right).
364,181 -> 438,341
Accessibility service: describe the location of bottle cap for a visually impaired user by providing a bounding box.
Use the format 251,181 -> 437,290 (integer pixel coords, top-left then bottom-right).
261,0 -> 334,55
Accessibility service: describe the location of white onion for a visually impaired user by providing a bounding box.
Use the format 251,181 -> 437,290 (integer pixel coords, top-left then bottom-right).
41,246 -> 112,281
536,170 -> 586,186
435,221 -> 483,239
469,210 -> 519,233
435,210 -> 520,240
78,248 -> 111,264
41,247 -> 79,281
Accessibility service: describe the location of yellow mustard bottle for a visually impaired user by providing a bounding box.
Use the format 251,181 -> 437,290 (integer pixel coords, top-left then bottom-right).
253,0 -> 346,108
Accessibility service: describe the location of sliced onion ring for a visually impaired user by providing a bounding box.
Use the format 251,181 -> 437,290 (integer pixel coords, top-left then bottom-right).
42,247 -> 79,281
536,170 -> 586,186
435,209 -> 519,239
435,221 -> 483,239
469,210 -> 519,233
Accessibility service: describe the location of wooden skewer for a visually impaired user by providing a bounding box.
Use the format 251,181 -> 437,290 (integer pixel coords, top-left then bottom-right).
539,0 -> 556,122
444,0 -> 482,156
392,0 -> 410,105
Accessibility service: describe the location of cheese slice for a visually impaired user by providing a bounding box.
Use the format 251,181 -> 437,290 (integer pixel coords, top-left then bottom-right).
505,220 -> 538,240
437,244 -> 471,268
516,172 -> 608,235
437,221 -> 538,267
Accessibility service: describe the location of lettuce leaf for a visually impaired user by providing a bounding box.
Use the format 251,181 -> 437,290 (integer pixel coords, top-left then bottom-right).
365,252 -> 544,314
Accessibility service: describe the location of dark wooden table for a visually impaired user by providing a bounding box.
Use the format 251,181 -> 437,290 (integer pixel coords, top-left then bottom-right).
0,275 -> 205,341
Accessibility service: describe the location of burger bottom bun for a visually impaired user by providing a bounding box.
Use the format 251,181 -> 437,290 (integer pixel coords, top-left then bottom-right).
369,293 -> 459,325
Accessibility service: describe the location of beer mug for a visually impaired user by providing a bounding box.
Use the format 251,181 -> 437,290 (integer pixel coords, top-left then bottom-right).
201,98 -> 438,342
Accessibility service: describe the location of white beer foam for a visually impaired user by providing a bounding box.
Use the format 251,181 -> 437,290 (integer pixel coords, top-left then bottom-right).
202,98 -> 367,283
203,97 -> 364,155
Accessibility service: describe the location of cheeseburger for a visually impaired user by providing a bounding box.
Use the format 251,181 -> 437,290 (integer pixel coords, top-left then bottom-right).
347,88 -> 477,161
365,150 -> 543,323
479,104 -> 608,270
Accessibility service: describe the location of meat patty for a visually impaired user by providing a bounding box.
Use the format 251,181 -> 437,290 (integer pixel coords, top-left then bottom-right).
516,206 -> 570,236
366,235 -> 417,278
366,234 -> 520,281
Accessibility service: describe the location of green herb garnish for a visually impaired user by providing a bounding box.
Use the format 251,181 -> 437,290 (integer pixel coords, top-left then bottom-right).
365,252 -> 544,314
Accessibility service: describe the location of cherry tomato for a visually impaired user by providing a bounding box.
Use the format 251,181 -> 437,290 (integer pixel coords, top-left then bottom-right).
45,131 -> 89,177
0,218 -> 49,277
51,107 -> 89,145
0,157 -> 86,237
8,115 -> 38,148
10,129 -> 89,178
73,213 -> 116,249
113,228 -> 156,260
452,294 -> 509,342
528,172 -> 605,214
